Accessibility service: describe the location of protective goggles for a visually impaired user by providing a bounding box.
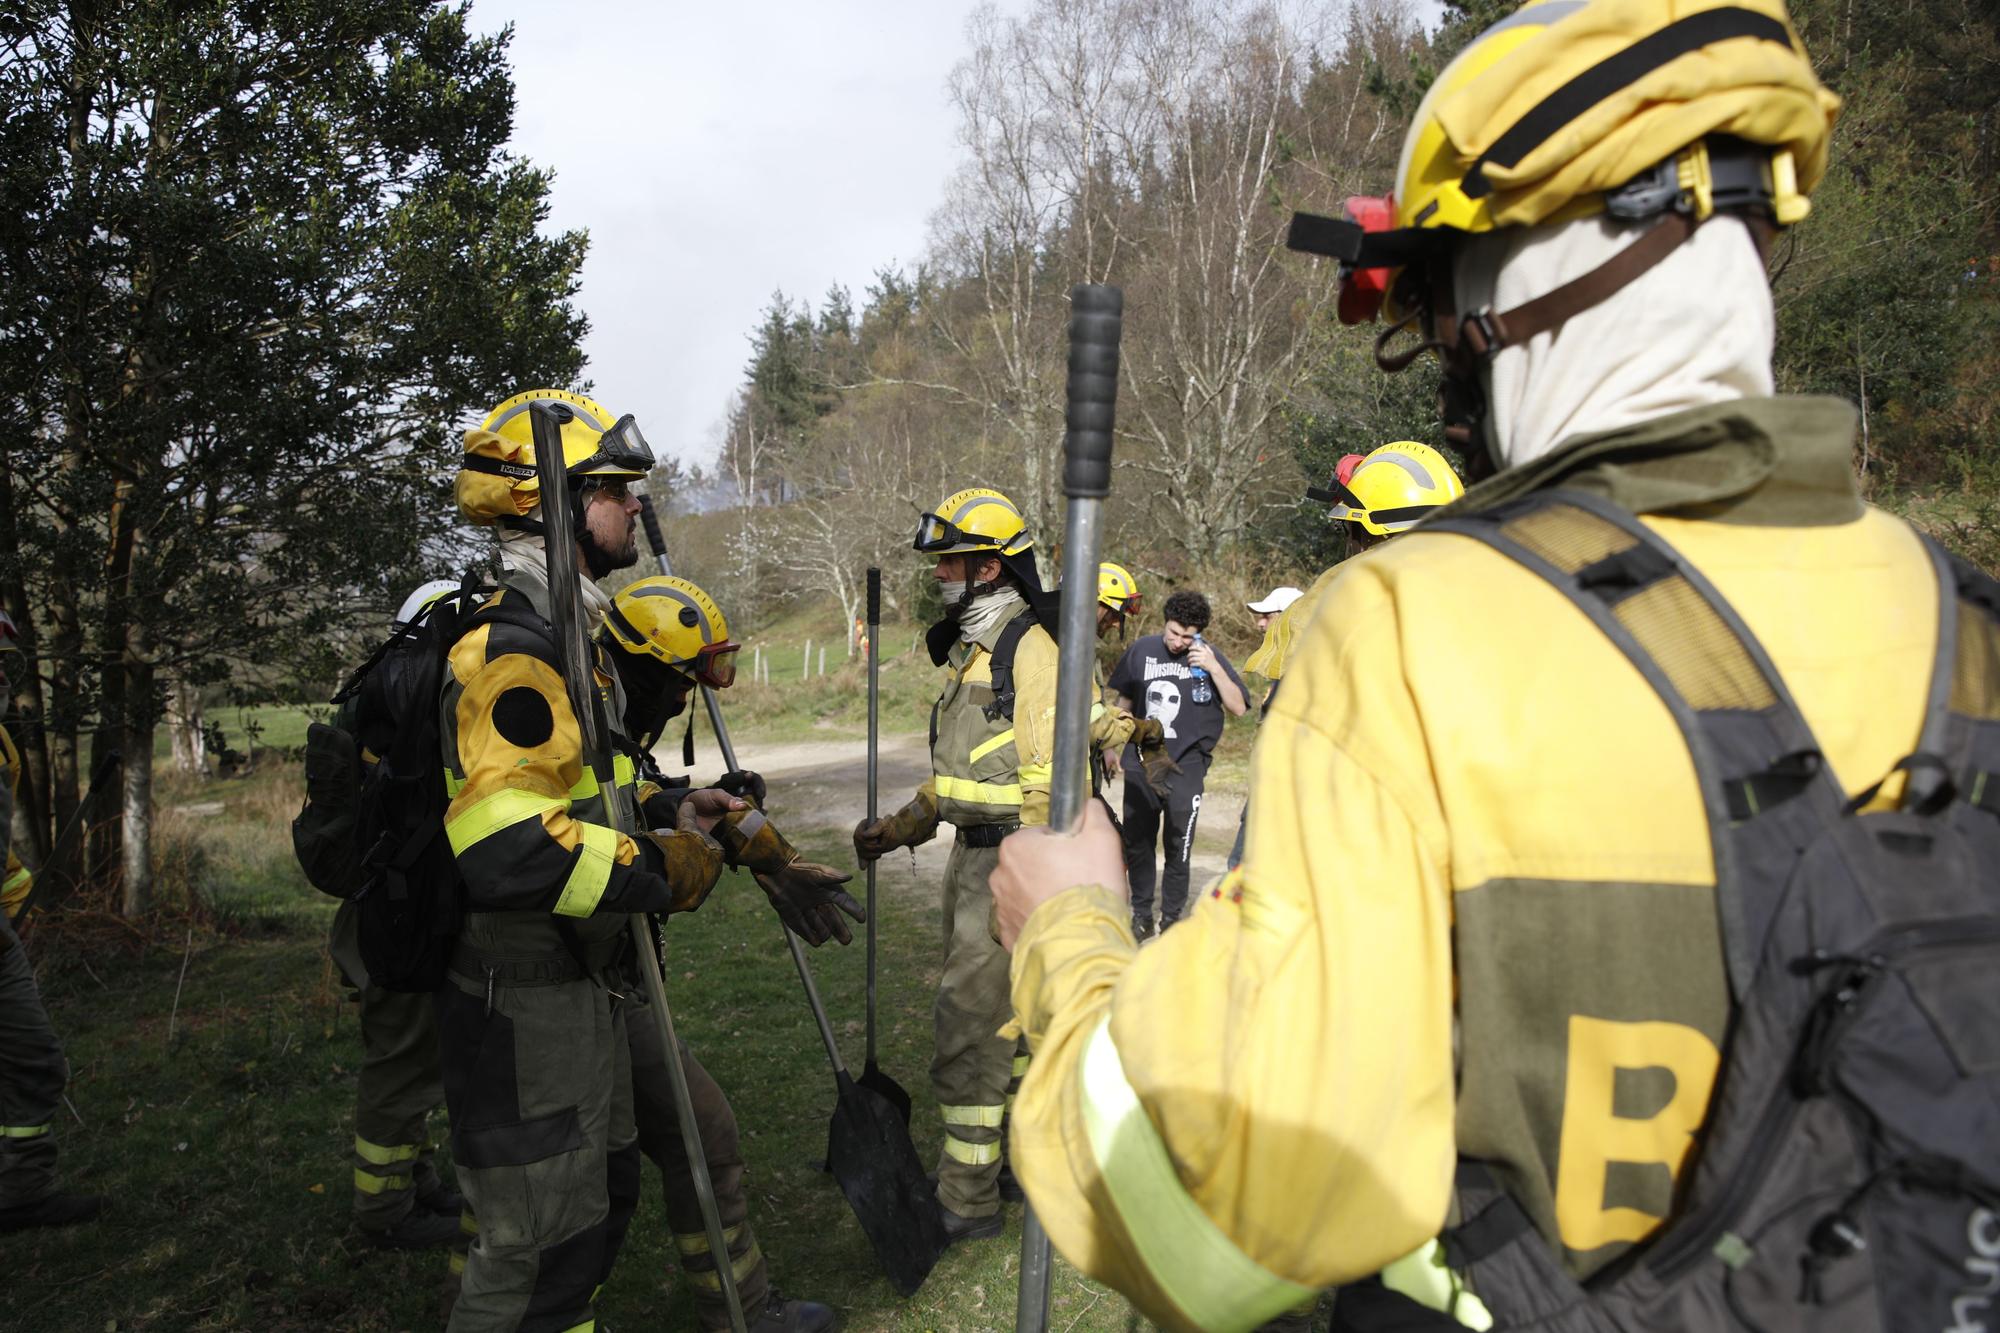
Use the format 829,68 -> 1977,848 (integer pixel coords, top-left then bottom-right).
686,641 -> 740,690
1304,474 -> 1437,532
913,511 -> 1003,554
1100,591 -> 1141,616
1285,194 -> 1448,328
573,414 -> 656,476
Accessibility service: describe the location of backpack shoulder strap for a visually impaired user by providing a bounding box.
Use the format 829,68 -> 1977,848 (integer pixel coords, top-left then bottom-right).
1427,488 -> 1843,998
983,611 -> 1039,724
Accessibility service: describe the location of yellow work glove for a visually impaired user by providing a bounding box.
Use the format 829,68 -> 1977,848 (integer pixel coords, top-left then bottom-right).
635,805 -> 727,914
852,793 -> 939,863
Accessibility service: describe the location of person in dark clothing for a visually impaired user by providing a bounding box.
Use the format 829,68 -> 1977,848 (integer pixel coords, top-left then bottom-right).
1105,589 -> 1247,938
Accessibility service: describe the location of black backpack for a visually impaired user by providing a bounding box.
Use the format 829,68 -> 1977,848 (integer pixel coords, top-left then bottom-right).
1369,490 -> 2000,1331
293,577 -> 556,992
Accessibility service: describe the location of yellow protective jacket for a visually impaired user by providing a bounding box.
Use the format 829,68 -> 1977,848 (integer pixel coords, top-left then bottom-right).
918,609 -> 1059,831
0,724 -> 27,920
441,571 -> 686,954
1006,398 -> 1939,1331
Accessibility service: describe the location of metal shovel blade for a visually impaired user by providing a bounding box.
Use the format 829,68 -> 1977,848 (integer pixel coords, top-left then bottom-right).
826,1068 -> 949,1296
856,1052 -> 914,1124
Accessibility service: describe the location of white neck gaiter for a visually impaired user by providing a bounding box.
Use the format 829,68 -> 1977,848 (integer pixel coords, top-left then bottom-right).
497,523 -> 613,632
958,586 -> 1026,645
1454,214 -> 1777,470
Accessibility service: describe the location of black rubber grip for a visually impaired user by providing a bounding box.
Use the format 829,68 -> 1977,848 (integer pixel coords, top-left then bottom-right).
867,567 -> 881,624
638,494 -> 668,558
1063,284 -> 1123,498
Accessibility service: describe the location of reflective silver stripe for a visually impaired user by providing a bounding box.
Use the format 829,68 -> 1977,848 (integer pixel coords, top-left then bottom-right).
1077,1016 -> 1316,1331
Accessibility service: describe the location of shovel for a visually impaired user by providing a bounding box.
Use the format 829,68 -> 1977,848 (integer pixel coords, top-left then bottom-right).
856,567 -> 915,1123
787,926 -> 948,1295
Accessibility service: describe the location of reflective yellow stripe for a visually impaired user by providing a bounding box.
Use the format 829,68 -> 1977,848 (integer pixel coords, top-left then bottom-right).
353,1168 -> 412,1195
554,1321 -> 594,1333
449,1250 -> 466,1276
673,1222 -> 747,1257
940,1103 -> 1005,1128
446,787 -> 565,856
1089,702 -> 1106,722
353,1135 -> 421,1166
1381,1239 -> 1494,1329
1077,1016 -> 1316,1332
444,769 -> 467,799
1006,1091 -> 1017,1114
461,1210 -> 479,1237
969,728 -> 1016,764
683,1239 -> 762,1290
572,748 -> 632,800
1,1124 -> 49,1139
943,1134 -> 1001,1165
1018,761 -> 1052,785
2,866 -> 28,896
933,775 -> 1023,806
553,822 -> 620,918
1012,1054 -> 1031,1078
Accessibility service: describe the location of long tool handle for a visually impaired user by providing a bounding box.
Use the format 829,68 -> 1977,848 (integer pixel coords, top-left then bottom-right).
865,567 -> 882,1065
544,442 -> 747,1333
1017,283 -> 1125,1333
787,926 -> 850,1076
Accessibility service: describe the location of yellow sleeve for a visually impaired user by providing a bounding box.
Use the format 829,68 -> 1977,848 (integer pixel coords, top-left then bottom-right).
1007,560 -> 1458,1330
1013,629 -> 1059,827
1089,671 -> 1137,750
445,633 -> 668,917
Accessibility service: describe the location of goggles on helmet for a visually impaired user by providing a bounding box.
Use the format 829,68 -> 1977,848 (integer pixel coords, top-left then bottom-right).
573,414 -> 656,476
913,512 -> 1002,554
688,641 -> 740,690
1304,475 -> 1438,532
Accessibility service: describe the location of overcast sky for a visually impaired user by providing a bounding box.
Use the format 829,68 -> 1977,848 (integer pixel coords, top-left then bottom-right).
466,0 -> 1012,467
468,0 -> 1444,469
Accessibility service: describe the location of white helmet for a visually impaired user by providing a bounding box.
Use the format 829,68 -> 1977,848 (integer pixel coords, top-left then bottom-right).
394,579 -> 461,629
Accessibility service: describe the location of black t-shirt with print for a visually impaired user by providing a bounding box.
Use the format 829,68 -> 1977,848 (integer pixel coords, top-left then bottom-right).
1106,633 -> 1247,766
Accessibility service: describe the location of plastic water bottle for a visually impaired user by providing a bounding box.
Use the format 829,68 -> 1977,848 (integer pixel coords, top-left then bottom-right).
1189,634 -> 1214,704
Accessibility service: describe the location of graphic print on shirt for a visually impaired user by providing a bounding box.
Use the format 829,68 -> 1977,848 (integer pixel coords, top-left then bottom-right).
1145,678 -> 1183,739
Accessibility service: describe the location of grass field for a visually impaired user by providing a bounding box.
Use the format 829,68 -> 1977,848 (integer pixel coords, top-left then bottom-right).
11,748 -> 1197,1332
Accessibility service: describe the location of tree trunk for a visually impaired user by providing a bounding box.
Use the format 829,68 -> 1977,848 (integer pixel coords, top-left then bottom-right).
120,682 -> 153,918
166,675 -> 208,776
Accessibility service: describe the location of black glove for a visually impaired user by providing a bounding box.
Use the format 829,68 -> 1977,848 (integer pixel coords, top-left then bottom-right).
715,769 -> 768,808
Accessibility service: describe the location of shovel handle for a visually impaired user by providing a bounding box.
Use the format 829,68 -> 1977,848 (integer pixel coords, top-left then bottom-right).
787,927 -> 849,1077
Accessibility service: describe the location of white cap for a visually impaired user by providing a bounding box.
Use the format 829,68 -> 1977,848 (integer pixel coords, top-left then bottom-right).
1246,586 -> 1305,615
394,579 -> 461,629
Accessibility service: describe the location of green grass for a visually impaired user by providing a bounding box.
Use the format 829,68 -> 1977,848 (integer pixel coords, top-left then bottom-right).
10,756 -> 1155,1331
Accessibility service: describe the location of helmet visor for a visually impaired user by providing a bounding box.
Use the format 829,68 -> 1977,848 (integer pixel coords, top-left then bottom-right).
694,641 -> 740,690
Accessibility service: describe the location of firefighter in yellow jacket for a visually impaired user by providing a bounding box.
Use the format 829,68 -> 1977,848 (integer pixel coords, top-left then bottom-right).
852,488 -> 1057,1241
991,4 -> 1892,1330
0,611 -> 102,1234
440,390 -> 758,1331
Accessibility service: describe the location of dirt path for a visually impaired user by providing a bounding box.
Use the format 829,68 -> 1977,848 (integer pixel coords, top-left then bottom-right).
709,729 -> 1249,890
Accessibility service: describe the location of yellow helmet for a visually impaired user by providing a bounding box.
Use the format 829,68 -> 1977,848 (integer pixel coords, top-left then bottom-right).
1097,561 -> 1141,616
456,389 -> 655,527
603,576 -> 740,689
912,488 -> 1032,557
1319,441 -> 1464,536
1288,0 -> 1839,325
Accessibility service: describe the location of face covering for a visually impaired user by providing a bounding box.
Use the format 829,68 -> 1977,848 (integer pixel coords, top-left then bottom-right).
936,579 -> 968,611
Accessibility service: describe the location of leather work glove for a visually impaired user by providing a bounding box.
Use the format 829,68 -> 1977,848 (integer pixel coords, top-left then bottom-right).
1132,718 -> 1181,802
852,793 -> 939,863
713,808 -> 865,946
714,769 -> 767,807
635,807 -> 727,914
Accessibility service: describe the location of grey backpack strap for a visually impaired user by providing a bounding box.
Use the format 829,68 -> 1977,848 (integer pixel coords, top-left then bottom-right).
1428,489 -> 1844,998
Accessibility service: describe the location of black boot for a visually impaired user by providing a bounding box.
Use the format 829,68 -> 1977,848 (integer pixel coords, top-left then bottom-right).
416,1174 -> 467,1218
0,1191 -> 102,1233
746,1288 -> 837,1332
364,1206 -> 463,1249
996,1161 -> 1025,1204
1131,914 -> 1155,942
939,1202 -> 1004,1245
